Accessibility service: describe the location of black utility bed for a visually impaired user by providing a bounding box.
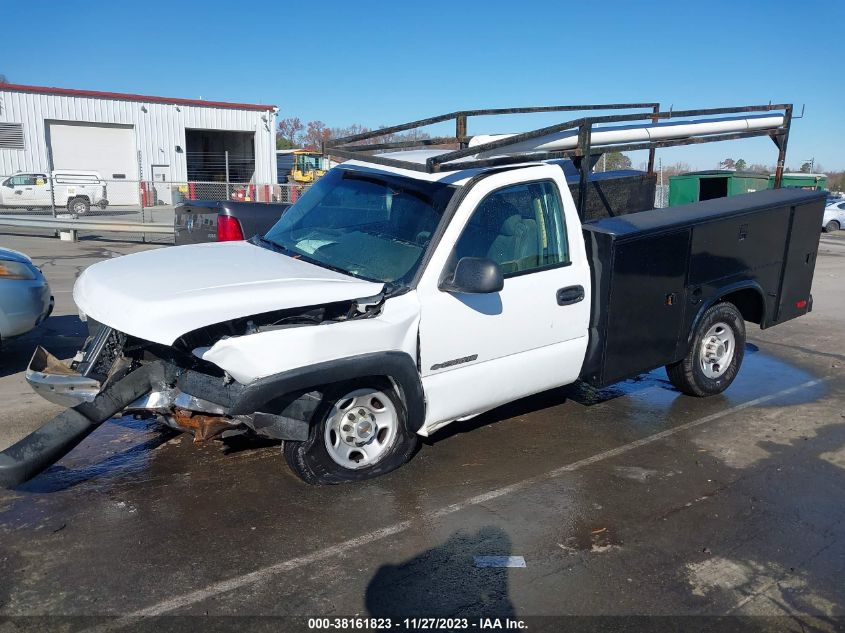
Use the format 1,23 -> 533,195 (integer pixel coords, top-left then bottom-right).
579,188 -> 826,387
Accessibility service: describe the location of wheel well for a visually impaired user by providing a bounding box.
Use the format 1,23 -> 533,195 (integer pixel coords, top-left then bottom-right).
719,288 -> 764,325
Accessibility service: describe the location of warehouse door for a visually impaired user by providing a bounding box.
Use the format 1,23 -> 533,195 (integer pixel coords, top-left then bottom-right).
47,122 -> 138,205
150,165 -> 173,205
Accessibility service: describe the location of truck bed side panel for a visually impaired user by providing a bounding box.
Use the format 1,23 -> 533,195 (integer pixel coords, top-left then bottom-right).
686,206 -> 791,328
580,189 -> 825,388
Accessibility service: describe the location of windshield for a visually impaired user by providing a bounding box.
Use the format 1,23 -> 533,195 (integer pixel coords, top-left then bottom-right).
264,168 -> 456,284
297,154 -> 321,171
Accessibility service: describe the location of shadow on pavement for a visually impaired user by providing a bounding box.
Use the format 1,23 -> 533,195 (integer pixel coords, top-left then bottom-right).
366,526 -> 516,619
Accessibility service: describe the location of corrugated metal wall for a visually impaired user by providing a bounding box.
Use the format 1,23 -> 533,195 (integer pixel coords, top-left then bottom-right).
0,89 -> 276,183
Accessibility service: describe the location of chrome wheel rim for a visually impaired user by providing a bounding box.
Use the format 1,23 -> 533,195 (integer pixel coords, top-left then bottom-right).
324,388 -> 398,470
73,201 -> 86,214
699,322 -> 735,379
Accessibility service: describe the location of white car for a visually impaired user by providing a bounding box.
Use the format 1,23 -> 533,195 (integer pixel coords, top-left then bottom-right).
823,200 -> 845,232
0,170 -> 108,215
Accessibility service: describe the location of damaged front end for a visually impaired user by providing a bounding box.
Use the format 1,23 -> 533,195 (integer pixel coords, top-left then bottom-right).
23,293 -> 387,447
5,287 -> 413,489
25,317 -> 324,446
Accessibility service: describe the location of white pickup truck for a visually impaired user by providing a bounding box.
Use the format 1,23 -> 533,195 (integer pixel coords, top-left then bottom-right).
0,170 -> 108,214
0,103 -> 826,487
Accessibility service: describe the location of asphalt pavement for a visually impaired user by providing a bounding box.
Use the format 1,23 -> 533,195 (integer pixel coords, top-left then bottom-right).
0,230 -> 843,631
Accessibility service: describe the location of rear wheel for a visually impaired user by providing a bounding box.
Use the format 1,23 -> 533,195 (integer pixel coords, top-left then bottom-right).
67,197 -> 90,215
283,380 -> 419,484
824,220 -> 840,233
666,302 -> 745,397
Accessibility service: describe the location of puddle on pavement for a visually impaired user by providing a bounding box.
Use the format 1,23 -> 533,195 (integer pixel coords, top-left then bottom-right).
565,344 -> 825,418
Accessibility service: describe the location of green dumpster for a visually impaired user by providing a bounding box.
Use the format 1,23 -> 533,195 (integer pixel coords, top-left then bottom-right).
669,170 -> 770,207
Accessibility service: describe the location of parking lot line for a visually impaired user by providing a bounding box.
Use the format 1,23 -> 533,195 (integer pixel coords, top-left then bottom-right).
474,556 -> 527,568
87,376 -> 830,629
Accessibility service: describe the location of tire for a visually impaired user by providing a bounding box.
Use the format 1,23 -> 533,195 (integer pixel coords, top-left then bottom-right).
824,220 -> 840,233
97,199 -> 109,210
67,197 -> 90,215
283,380 -> 419,484
666,302 -> 745,397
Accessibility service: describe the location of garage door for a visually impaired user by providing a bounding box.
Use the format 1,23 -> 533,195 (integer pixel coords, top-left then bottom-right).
48,122 -> 138,205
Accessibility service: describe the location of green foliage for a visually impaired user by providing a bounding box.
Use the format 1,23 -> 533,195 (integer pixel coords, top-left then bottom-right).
734,159 -> 747,171
600,151 -> 632,171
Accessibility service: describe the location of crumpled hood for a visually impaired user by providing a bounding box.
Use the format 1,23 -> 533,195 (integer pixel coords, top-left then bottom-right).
73,241 -> 384,345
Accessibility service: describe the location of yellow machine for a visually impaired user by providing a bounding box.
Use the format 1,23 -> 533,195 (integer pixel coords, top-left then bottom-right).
289,150 -> 326,184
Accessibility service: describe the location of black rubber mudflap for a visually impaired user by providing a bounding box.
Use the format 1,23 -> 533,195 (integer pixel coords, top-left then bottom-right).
0,361 -> 173,488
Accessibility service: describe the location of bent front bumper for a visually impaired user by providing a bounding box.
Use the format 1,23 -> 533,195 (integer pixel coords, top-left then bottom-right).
26,346 -> 102,407
25,345 -> 313,443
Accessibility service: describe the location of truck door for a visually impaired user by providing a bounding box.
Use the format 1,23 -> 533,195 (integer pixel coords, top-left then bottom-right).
416,165 -> 591,433
8,174 -> 35,207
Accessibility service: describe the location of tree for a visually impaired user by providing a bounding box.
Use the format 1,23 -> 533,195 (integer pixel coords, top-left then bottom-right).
721,158 -> 736,170
747,163 -> 771,174
800,162 -> 812,173
302,120 -> 332,150
276,117 -> 303,150
0,73 -> 7,84
734,158 -> 747,171
600,151 -> 632,171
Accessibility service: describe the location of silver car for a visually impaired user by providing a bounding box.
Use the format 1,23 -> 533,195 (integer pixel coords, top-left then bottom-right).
823,200 -> 845,233
0,247 -> 52,344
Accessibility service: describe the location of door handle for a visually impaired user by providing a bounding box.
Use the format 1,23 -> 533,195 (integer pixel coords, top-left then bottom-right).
557,285 -> 585,306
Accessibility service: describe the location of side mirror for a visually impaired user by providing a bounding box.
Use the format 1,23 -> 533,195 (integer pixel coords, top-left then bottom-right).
439,257 -> 504,294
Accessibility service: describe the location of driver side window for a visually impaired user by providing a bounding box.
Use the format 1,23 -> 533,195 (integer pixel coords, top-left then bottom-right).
454,180 -> 569,276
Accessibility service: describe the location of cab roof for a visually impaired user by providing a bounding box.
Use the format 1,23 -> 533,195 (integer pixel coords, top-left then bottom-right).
341,149 -> 544,186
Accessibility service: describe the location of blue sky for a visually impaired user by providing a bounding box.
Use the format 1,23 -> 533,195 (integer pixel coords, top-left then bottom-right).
3,0 -> 843,170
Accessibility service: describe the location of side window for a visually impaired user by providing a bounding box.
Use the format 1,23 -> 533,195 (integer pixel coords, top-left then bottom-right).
453,180 -> 569,276
10,175 -> 33,186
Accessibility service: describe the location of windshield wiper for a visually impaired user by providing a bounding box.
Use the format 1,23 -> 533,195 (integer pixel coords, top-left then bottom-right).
250,235 -> 295,255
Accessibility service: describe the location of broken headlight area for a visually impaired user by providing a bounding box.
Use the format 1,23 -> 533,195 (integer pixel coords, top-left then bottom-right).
172,294 -> 386,353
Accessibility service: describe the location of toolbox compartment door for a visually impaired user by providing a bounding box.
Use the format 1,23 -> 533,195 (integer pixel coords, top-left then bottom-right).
600,230 -> 690,384
776,198 -> 826,323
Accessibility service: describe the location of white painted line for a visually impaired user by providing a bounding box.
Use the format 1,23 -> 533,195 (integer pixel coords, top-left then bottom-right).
474,556 -> 526,568
85,376 -> 830,631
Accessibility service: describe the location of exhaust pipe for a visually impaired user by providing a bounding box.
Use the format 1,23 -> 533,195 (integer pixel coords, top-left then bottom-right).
0,361 -> 175,489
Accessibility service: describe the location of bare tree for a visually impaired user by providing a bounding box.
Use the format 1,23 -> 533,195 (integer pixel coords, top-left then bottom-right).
0,73 -> 8,84
277,117 -> 303,150
302,120 -> 333,151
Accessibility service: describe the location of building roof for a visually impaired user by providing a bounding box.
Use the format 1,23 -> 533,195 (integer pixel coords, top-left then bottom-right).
671,170 -> 770,179
0,83 -> 276,112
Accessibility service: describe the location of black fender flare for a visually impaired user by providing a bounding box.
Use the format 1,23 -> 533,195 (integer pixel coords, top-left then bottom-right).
227,351 -> 426,432
682,280 -> 766,355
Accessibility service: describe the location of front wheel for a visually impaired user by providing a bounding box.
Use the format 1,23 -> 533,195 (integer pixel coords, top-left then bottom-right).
824,220 -> 840,233
666,302 -> 745,397
283,381 -> 419,484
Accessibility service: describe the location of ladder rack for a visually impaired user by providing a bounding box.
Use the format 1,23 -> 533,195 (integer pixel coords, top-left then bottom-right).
324,103 -> 795,214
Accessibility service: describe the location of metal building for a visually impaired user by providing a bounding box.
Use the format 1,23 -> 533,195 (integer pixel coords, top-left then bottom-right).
0,83 -> 277,205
